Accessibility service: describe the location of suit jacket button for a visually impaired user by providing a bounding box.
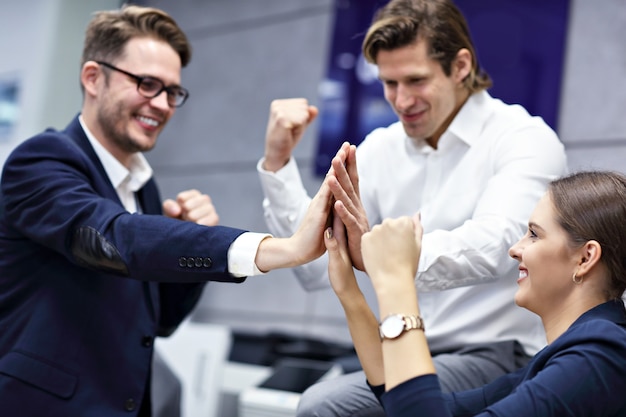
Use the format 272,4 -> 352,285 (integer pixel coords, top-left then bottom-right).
178,257 -> 187,267
203,257 -> 212,268
187,257 -> 195,268
194,258 -> 203,267
141,336 -> 153,347
125,398 -> 136,411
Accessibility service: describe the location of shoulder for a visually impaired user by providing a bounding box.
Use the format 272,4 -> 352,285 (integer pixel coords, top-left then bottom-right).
7,128 -> 83,162
551,317 -> 626,358
479,93 -> 559,141
356,121 -> 405,157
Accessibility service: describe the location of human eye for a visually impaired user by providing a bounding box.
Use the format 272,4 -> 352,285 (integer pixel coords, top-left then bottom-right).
528,227 -> 538,239
410,77 -> 426,85
138,77 -> 163,95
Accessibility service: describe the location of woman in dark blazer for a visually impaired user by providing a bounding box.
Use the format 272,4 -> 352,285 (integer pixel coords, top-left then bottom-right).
325,170 -> 626,417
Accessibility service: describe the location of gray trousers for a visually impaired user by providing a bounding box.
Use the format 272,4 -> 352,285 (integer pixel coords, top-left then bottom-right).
296,340 -> 530,417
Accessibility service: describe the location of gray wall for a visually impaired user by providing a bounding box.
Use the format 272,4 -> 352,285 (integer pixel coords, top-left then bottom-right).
2,0 -> 625,346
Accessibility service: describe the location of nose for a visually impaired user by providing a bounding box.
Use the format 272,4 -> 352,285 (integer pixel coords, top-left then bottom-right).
508,238 -> 523,261
395,83 -> 415,111
150,90 -> 172,111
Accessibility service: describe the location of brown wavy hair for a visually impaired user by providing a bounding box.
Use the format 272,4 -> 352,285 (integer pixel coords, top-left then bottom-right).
362,0 -> 491,94
549,171 -> 626,300
81,4 -> 191,67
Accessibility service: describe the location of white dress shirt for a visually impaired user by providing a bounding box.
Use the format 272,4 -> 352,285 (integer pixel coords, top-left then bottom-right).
79,116 -> 268,277
257,91 -> 568,354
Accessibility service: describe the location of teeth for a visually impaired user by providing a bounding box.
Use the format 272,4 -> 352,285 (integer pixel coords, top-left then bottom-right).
519,270 -> 528,279
138,116 -> 159,127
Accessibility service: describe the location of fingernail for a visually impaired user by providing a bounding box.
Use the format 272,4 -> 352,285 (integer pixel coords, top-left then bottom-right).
325,227 -> 333,239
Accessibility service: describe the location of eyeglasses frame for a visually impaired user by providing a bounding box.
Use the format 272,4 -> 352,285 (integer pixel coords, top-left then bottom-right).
95,60 -> 189,108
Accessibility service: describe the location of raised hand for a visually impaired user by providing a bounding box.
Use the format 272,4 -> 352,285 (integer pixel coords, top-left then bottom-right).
327,142 -> 370,271
162,189 -> 219,226
263,98 -> 318,172
254,177 -> 334,272
361,214 -> 423,293
324,209 -> 360,298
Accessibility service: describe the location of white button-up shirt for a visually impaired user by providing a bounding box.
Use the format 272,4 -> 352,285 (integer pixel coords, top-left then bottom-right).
257,91 -> 568,354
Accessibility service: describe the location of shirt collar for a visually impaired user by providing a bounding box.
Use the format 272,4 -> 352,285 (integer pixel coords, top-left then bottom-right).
405,90 -> 493,154
78,115 -> 153,192
573,299 -> 626,328
446,90 -> 493,148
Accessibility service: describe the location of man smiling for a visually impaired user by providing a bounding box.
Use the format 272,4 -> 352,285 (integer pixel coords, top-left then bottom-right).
257,0 -> 569,416
0,5 -> 333,416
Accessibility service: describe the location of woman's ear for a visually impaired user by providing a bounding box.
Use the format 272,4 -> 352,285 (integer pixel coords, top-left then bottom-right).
576,240 -> 602,276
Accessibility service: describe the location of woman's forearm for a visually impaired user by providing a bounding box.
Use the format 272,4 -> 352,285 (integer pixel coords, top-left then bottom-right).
337,289 -> 385,386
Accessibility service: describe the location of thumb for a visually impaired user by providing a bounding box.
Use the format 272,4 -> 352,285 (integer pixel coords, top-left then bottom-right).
324,227 -> 338,252
162,199 -> 182,218
308,105 -> 319,125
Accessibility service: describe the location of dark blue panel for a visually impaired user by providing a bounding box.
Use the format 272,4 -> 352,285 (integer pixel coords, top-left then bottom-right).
314,0 -> 570,177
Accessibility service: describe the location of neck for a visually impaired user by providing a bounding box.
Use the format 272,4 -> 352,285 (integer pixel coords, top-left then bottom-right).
541,296 -> 607,344
426,89 -> 471,149
81,106 -> 133,168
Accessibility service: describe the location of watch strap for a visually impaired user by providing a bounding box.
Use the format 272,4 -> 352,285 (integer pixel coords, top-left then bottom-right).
379,313 -> 425,340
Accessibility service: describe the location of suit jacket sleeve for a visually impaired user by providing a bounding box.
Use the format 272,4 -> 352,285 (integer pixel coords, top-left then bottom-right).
1,129 -> 247,284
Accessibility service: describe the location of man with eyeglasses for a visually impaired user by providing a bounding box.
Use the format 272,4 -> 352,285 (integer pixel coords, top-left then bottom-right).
0,5 -> 333,417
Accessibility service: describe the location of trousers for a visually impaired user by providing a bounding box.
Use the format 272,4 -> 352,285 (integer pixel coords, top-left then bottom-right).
295,340 -> 530,417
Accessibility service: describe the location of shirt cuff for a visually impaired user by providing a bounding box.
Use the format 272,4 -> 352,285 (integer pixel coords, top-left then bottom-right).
257,156 -> 309,213
228,232 -> 272,277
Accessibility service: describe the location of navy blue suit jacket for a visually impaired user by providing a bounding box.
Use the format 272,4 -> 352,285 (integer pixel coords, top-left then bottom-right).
372,299 -> 626,416
0,116 -> 248,416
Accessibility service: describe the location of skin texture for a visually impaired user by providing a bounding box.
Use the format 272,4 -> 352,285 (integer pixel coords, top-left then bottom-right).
377,39 -> 471,149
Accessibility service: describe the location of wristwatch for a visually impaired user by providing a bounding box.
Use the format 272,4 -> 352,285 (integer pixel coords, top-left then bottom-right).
379,314 -> 425,340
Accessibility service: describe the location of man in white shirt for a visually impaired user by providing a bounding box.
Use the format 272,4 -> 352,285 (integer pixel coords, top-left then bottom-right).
257,0 -> 567,416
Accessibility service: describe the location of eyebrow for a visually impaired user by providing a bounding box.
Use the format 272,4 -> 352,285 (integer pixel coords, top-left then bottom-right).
528,222 -> 545,232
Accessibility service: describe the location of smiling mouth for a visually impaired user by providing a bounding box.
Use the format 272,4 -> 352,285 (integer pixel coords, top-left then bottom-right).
136,115 -> 160,128
517,269 -> 528,281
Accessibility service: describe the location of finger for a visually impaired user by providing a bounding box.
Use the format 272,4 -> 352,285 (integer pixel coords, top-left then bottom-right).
195,211 -> 220,227
162,199 -> 181,218
328,174 -> 360,219
308,105 -> 319,125
324,227 -> 337,252
332,207 -> 348,244
345,144 -> 360,198
333,199 -> 360,232
183,193 -> 213,213
175,189 -> 200,204
331,155 -> 357,199
186,202 -> 219,224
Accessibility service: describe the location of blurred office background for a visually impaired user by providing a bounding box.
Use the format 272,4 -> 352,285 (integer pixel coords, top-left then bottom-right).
1,0 -> 625,414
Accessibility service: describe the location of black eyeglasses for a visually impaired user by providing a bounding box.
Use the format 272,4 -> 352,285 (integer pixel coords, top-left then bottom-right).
95,61 -> 189,108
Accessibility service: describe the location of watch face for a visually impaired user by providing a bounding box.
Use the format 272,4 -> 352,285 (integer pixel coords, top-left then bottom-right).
380,315 -> 404,339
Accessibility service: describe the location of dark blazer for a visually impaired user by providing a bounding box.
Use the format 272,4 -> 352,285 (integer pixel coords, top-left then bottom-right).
0,115 -> 247,416
371,299 -> 626,417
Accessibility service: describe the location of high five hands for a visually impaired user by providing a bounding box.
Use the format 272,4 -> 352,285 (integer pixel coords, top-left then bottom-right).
326,142 -> 370,271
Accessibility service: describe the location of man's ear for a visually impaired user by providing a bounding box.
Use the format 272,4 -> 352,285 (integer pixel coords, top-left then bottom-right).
452,48 -> 472,84
576,240 -> 602,276
81,61 -> 101,97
